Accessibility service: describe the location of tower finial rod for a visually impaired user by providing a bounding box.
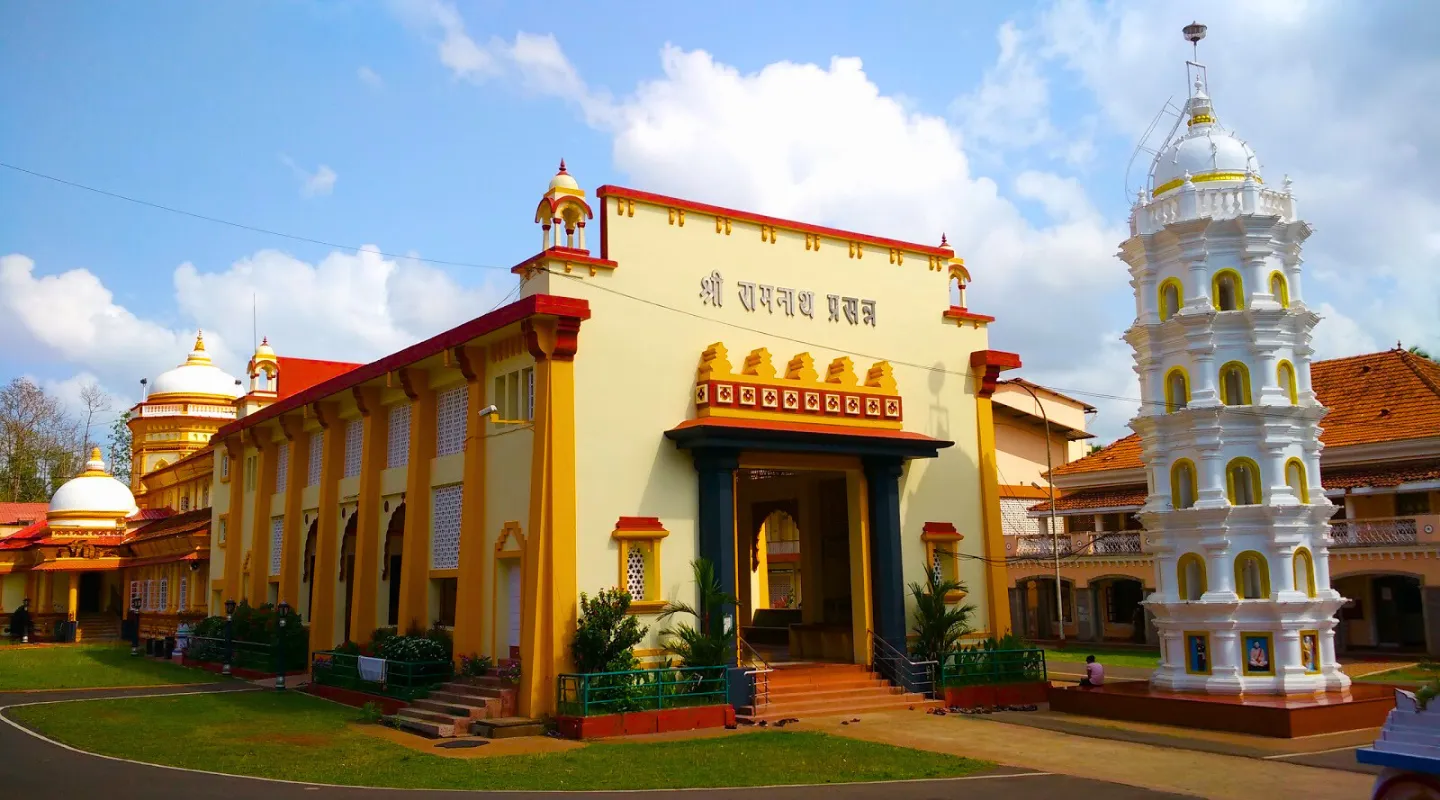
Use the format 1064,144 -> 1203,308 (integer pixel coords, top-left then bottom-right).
1183,21 -> 1207,63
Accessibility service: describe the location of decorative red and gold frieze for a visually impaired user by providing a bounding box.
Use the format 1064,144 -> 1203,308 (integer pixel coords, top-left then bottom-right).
692,343 -> 903,430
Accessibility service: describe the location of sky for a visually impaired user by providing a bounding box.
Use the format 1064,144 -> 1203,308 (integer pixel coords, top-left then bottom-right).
2,0 -> 1438,445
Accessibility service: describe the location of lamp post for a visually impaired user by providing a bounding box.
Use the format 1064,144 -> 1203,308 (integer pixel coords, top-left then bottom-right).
20,598 -> 30,644
1000,379 -> 1065,642
274,601 -> 291,691
129,596 -> 142,656
223,599 -> 236,676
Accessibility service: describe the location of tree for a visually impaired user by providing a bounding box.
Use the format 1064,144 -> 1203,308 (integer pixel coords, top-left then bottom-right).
0,377 -> 82,502
572,587 -> 649,673
907,565 -> 976,663
108,411 -> 133,486
1409,345 -> 1435,362
78,381 -> 110,460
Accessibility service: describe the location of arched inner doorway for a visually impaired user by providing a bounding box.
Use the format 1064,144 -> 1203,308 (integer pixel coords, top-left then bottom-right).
1091,577 -> 1147,643
301,519 -> 318,622
380,502 -> 406,628
339,511 -> 358,643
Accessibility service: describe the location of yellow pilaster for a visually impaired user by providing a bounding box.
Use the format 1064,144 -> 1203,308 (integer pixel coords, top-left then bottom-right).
222,437 -> 245,604
308,403 -> 346,654
974,394 -> 1012,637
67,572 -> 79,621
247,427 -> 279,604
278,415 -> 307,606
397,370 -> 436,633
349,387 -> 388,641
517,317 -> 579,718
452,347 -> 488,661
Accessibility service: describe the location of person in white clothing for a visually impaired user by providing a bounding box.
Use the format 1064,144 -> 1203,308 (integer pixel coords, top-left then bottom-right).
1079,655 -> 1104,688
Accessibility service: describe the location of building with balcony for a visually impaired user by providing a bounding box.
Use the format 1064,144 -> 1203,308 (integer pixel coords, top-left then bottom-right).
1007,347 -> 1440,656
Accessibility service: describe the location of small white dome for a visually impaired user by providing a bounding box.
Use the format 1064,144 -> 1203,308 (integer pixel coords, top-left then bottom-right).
1150,83 -> 1260,196
48,449 -> 138,526
149,331 -> 243,399
548,159 -> 580,192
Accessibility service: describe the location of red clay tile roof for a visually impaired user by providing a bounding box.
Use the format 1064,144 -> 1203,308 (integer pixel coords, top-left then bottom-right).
128,508 -> 210,541
1052,349 -> 1440,477
1028,485 -> 1148,513
129,508 -> 174,521
0,519 -> 47,549
0,502 -> 46,526
1318,459 -> 1440,490
276,357 -> 362,401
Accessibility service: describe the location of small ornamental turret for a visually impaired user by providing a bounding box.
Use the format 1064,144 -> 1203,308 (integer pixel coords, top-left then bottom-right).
534,159 -> 595,252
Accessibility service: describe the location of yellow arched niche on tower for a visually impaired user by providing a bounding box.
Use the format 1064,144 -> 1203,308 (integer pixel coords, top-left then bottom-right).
1285,458 -> 1311,503
1293,547 -> 1317,597
1212,269 -> 1245,311
1158,278 -> 1184,321
1233,551 -> 1271,600
1177,553 -> 1207,601
1269,271 -> 1290,308
1164,366 -> 1191,413
1225,457 -> 1263,506
1170,459 -> 1198,510
1218,361 -> 1252,405
1277,360 -> 1299,405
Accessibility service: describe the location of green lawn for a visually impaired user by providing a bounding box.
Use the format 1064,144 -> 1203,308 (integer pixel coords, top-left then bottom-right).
0,644 -> 216,690
1356,664 -> 1440,686
1042,645 -> 1160,669
8,691 -> 992,790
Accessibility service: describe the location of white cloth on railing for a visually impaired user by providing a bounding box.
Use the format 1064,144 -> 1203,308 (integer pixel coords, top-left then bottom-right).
357,656 -> 387,683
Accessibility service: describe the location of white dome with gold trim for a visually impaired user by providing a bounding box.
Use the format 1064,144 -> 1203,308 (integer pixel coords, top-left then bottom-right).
1150,78 -> 1260,197
48,448 -> 138,532
149,331 -> 243,400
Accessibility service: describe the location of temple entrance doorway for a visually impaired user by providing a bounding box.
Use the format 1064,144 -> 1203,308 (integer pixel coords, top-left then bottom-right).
735,467 -> 869,665
78,572 -> 103,614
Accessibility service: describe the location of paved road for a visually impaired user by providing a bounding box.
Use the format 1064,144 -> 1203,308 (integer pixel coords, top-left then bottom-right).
0,685 -> 1197,799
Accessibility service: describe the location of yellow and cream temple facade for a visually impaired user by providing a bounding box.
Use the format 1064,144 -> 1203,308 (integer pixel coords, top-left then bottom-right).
5,165 -> 1023,717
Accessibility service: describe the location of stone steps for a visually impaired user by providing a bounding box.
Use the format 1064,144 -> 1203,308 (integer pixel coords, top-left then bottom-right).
470,716 -> 545,738
739,663 -> 940,723
389,673 -> 522,739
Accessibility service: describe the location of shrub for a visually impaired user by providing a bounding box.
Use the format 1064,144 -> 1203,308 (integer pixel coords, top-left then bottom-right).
499,661 -> 522,685
357,701 -> 384,724
459,654 -> 492,677
378,635 -> 448,663
370,627 -> 397,652
425,622 -> 454,660
907,566 -> 975,663
335,641 -> 363,656
572,588 -> 648,674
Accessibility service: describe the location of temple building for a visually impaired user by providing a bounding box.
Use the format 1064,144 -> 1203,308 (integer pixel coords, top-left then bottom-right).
0,335 -> 354,644
207,163 -> 1024,717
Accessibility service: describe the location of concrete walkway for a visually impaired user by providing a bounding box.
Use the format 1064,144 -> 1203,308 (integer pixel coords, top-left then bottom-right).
0,685 -> 1192,799
815,708 -> 1376,800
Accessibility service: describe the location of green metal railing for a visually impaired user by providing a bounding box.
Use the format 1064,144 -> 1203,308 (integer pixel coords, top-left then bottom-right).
557,666 -> 728,717
939,647 -> 1047,687
186,636 -> 309,673
310,651 -> 454,700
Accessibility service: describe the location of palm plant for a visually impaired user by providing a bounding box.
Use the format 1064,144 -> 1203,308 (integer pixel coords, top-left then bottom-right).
658,558 -> 737,668
907,565 -> 976,664
1409,345 -> 1435,362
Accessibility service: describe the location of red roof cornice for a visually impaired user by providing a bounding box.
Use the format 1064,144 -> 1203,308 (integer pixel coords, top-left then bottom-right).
214,293 -> 590,440
596,185 -> 956,259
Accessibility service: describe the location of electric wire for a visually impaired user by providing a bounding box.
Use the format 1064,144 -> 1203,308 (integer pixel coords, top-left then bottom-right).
3,159 -> 1324,426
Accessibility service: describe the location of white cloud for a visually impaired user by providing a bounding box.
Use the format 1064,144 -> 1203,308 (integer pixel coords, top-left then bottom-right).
357,66 -> 384,88
393,1 -> 1440,441
279,155 -> 338,197
1,249 -> 514,420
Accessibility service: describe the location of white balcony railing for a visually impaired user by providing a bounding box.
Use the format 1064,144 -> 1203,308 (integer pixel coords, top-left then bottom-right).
1093,533 -> 1144,555
766,540 -> 800,555
1009,532 -> 1144,558
1329,517 -> 1419,548
1131,183 -> 1296,237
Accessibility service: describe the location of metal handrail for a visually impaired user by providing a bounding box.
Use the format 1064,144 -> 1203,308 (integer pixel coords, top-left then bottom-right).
869,629 -> 937,698
738,635 -> 773,707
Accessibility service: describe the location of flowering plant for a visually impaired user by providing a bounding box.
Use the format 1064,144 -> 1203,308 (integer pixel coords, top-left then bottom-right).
500,661 -> 522,685
459,653 -> 493,677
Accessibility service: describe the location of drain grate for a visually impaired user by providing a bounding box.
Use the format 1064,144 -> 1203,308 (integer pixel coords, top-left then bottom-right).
435,739 -> 490,749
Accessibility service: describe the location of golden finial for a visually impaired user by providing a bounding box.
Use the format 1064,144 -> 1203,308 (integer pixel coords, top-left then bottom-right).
90,446 -> 103,462
193,330 -> 206,351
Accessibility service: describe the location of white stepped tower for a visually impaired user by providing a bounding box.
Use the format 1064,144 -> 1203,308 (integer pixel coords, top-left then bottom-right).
1123,30 -> 1349,695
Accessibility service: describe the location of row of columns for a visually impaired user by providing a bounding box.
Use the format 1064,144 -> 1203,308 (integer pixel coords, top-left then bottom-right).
216,314 -> 582,718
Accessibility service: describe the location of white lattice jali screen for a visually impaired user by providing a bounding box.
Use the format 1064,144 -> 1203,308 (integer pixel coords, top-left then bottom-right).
436,386 -> 467,456
626,544 -> 646,598
159,579 -> 169,611
431,484 -> 462,570
387,403 -> 411,468
270,516 -> 285,576
178,577 -> 188,611
307,431 -> 324,486
344,419 -> 363,477
276,445 -> 289,492
769,571 -> 793,608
